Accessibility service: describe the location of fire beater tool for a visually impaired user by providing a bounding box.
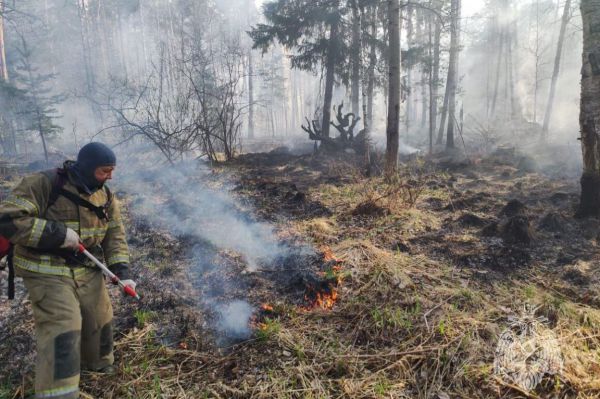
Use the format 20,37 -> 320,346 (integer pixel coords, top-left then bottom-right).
77,243 -> 140,301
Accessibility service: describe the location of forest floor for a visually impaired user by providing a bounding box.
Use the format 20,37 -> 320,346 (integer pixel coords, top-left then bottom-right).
1,145 -> 600,398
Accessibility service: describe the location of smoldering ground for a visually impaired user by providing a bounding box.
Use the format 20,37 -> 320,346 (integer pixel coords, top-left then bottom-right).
115,153 -> 315,344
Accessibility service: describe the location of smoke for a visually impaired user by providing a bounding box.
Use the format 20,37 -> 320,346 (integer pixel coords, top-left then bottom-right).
116,150 -> 291,341
216,301 -> 254,340
119,157 -> 288,271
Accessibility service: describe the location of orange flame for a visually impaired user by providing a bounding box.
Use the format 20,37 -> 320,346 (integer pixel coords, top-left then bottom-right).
299,246 -> 344,311
313,288 -> 338,310
322,246 -> 341,262
261,303 -> 274,312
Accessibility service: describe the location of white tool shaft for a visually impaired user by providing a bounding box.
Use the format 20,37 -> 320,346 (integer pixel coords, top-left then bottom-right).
82,248 -> 118,282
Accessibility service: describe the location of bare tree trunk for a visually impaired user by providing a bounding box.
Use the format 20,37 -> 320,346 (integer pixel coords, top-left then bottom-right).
351,0 -> 361,116
533,0 -> 541,123
248,49 -> 255,139
417,8 -> 427,130
542,0 -> 572,137
270,106 -> 276,137
385,0 -> 401,174
429,6 -> 441,154
428,12 -> 433,153
0,1 -> 9,81
507,25 -> 520,121
511,16 -> 522,120
577,0 -> 600,217
76,0 -> 96,97
37,112 -> 49,166
490,22 -> 504,119
405,6 -> 414,135
367,9 -> 377,129
437,70 -> 450,145
446,0 -> 460,150
321,18 -> 339,138
291,69 -> 299,133
432,6 -> 441,142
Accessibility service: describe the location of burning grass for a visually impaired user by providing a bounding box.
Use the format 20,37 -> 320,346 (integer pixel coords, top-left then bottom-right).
4,151 -> 600,398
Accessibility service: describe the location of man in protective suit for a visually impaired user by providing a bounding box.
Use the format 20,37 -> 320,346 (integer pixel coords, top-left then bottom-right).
0,142 -> 135,399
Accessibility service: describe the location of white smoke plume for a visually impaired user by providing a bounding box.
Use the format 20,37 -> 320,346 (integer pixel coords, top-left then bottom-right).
116,152 -> 291,341
119,157 -> 288,271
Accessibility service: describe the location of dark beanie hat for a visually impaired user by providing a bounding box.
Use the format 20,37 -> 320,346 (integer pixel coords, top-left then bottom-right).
77,142 -> 116,170
68,142 -> 116,194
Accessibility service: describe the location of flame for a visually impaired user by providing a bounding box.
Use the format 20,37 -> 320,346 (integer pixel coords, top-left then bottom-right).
313,288 -> 338,310
322,246 -> 341,262
257,322 -> 268,331
300,246 -> 344,311
261,303 -> 274,312
303,285 -> 339,310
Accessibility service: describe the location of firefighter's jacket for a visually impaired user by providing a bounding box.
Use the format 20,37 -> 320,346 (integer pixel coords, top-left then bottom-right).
0,164 -> 130,278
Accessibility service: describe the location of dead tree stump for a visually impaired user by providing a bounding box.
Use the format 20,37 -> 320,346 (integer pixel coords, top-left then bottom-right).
301,102 -> 368,155
499,215 -> 535,244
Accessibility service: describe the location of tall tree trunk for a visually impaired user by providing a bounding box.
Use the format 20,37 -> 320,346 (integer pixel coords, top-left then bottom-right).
351,0 -> 361,116
577,0 -> 600,217
428,12 -> 433,153
321,18 -> 339,138
417,8 -> 427,130
77,0 -> 97,106
37,110 -> 49,166
510,16 -> 522,120
385,0 -> 401,174
437,69 -> 450,145
405,6 -> 414,135
248,49 -> 255,139
446,0 -> 460,150
0,1 -> 9,81
533,0 -> 541,122
429,6 -> 441,154
367,9 -> 377,129
432,6 -> 441,145
490,24 -> 504,119
542,0 -> 572,137
507,26 -> 519,121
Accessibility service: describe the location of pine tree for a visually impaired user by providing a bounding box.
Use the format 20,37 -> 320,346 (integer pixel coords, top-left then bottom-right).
250,0 -> 347,138
14,35 -> 64,165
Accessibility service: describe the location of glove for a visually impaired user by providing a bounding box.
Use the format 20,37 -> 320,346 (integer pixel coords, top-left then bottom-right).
109,263 -> 130,281
60,228 -> 81,250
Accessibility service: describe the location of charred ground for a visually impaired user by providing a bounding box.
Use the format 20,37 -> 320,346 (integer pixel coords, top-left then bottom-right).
1,146 -> 599,398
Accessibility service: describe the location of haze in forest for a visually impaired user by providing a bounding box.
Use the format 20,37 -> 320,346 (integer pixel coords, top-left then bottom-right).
0,0 -> 584,174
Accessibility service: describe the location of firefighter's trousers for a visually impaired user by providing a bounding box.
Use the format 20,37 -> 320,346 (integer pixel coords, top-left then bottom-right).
20,268 -> 114,399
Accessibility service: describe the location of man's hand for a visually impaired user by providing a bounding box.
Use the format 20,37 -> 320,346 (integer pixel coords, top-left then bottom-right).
60,228 -> 81,250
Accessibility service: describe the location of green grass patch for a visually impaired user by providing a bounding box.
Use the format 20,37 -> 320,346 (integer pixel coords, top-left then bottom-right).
134,310 -> 156,327
256,318 -> 281,342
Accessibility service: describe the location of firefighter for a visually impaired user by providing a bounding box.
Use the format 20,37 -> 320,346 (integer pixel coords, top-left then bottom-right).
0,142 -> 135,399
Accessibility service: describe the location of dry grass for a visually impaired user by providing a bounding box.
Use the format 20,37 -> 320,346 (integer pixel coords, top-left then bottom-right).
78,159 -> 600,399
5,156 -> 600,399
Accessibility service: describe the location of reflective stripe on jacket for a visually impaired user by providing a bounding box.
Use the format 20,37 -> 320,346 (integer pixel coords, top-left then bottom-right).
0,165 -> 130,276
